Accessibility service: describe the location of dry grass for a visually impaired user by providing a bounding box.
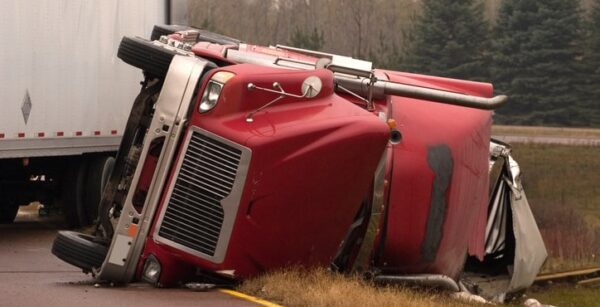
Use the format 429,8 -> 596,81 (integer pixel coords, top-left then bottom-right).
239,268 -> 485,307
235,127 -> 600,306
524,285 -> 600,307
492,125 -> 600,138
239,128 -> 599,305
510,142 -> 600,272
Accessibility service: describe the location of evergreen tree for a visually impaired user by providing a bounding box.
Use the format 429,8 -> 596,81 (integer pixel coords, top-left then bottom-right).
580,0 -> 600,126
492,0 -> 586,126
290,27 -> 325,51
402,0 -> 490,81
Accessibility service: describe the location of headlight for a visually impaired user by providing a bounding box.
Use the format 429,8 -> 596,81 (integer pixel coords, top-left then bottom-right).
142,254 -> 161,286
199,81 -> 223,112
199,71 -> 235,113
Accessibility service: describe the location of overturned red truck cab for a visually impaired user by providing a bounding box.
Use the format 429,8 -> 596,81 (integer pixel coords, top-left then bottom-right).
52,25 -> 546,302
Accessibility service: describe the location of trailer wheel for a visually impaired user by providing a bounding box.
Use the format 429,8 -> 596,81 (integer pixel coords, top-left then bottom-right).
51,231 -> 108,272
84,156 -> 115,224
118,36 -> 181,79
62,158 -> 88,228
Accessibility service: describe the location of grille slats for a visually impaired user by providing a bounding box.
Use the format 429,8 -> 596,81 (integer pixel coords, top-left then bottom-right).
177,172 -> 231,199
179,167 -> 235,194
159,226 -> 219,254
180,153 -> 239,177
162,215 -> 221,240
166,201 -> 224,230
170,190 -> 223,217
158,131 -> 242,256
189,136 -> 241,161
193,136 -> 242,159
186,144 -> 240,172
188,140 -> 240,161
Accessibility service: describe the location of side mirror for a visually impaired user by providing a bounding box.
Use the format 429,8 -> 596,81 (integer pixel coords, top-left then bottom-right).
245,75 -> 323,122
301,76 -> 323,98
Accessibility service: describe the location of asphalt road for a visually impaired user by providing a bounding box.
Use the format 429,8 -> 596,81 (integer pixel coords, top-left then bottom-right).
0,207 -> 260,307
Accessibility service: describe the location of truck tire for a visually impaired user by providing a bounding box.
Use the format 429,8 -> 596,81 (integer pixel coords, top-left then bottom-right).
84,156 -> 115,224
118,36 -> 181,79
51,231 -> 108,272
62,158 -> 88,228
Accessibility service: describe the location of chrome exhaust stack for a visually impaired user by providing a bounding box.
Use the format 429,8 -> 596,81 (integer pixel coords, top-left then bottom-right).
274,45 -> 507,110
232,45 -> 507,110
335,76 -> 508,111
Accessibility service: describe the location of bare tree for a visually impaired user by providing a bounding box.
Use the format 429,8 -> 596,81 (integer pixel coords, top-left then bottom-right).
186,0 -> 418,66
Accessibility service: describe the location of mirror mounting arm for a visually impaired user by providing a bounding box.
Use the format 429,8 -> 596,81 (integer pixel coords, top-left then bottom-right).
366,72 -> 377,111
245,82 -> 313,122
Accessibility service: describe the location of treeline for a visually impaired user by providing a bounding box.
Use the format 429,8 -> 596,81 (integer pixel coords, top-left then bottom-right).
188,0 -> 418,60
188,0 -> 600,127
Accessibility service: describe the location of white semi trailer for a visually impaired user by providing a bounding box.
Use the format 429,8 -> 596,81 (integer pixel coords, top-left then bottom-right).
0,0 -> 186,225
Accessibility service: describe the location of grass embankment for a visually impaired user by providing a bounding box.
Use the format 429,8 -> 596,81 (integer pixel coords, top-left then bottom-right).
510,142 -> 600,272
240,268 -> 485,307
493,125 -> 600,139
239,126 -> 600,306
523,286 -> 600,307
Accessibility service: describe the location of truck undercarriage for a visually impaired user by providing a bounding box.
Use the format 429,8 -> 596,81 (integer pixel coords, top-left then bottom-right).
52,25 -> 546,302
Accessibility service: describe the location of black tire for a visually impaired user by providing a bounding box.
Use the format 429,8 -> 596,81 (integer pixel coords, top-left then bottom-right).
62,158 -> 88,228
51,231 -> 108,272
0,203 -> 19,224
84,156 -> 115,224
118,36 -> 180,78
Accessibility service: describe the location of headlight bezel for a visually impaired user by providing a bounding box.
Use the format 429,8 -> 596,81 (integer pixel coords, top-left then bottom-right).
198,71 -> 235,113
141,254 -> 162,286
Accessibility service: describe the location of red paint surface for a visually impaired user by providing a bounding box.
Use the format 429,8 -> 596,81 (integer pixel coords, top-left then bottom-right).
191,42 -> 236,64
129,41 -> 496,284
237,44 -> 318,64
139,65 -> 390,284
374,72 -> 492,278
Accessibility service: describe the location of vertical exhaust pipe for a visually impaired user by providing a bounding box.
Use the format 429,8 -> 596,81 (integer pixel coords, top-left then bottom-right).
335,77 -> 508,110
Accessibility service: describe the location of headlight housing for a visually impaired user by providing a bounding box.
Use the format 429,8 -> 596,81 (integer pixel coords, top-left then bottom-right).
142,254 -> 161,286
199,71 -> 235,113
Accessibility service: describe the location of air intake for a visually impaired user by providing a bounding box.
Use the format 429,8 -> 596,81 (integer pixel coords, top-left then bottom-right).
158,131 -> 242,256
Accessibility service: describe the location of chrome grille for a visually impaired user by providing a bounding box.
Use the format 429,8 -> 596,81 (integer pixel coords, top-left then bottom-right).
158,132 -> 242,256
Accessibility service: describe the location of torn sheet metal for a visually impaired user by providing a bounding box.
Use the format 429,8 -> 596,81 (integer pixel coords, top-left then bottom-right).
466,140 -> 547,301
504,153 -> 547,293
